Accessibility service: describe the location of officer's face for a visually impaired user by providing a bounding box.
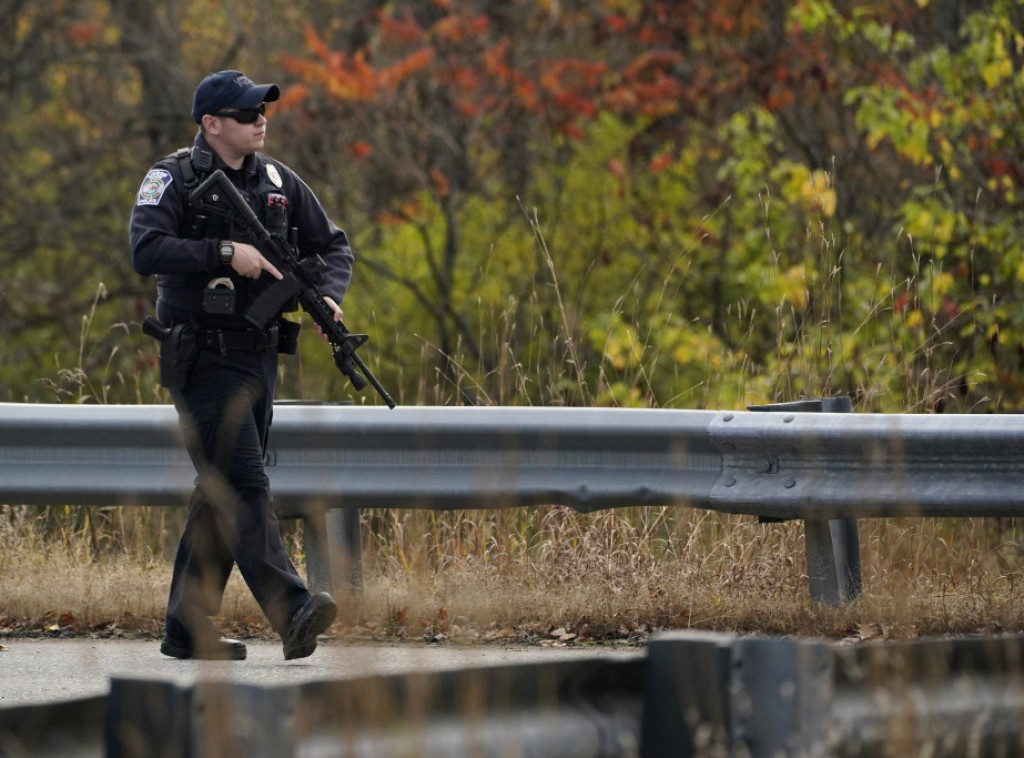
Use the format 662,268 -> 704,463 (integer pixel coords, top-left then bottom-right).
216,110 -> 267,155
202,108 -> 268,167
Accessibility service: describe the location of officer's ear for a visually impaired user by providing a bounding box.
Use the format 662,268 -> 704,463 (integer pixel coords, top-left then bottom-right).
201,113 -> 222,135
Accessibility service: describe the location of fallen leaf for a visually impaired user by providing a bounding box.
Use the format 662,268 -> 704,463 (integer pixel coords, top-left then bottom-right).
486,627 -> 517,640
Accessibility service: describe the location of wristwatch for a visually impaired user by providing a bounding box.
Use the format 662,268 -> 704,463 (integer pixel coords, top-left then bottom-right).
218,240 -> 235,266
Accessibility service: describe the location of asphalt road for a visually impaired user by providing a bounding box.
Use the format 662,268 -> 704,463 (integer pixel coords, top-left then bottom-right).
0,638 -> 642,708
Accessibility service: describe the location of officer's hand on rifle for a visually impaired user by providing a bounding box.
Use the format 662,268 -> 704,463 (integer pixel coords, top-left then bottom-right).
313,296 -> 344,343
230,241 -> 283,281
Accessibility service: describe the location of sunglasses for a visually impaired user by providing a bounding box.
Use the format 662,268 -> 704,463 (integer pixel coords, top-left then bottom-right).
214,102 -> 267,124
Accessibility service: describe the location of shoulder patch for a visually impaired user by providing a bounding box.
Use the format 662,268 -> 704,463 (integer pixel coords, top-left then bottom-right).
137,169 -> 173,206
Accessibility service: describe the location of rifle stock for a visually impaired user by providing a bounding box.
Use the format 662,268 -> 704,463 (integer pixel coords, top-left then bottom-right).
190,170 -> 396,408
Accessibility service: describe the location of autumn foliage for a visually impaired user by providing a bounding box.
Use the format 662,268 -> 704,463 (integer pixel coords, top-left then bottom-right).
2,0 -> 1024,414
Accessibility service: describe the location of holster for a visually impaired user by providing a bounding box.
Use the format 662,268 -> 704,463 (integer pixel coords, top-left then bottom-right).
161,324 -> 199,391
143,317 -> 198,391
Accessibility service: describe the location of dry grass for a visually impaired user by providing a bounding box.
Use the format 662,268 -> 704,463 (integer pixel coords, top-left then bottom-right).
3,503 -> 1023,645
348,509 -> 1024,643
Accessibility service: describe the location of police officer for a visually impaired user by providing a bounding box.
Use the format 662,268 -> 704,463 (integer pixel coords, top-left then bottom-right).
130,70 -> 352,660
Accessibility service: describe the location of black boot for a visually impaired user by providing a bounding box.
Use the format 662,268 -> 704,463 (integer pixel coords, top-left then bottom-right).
160,634 -> 246,660
282,592 -> 337,660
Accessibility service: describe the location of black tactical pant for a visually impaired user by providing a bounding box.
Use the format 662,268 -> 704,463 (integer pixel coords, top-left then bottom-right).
164,346 -> 310,645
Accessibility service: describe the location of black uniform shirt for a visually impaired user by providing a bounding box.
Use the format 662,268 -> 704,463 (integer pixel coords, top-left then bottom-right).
130,133 -> 353,326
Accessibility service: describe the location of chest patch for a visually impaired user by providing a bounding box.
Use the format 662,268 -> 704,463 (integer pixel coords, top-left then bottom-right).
266,163 -> 283,188
137,169 -> 173,206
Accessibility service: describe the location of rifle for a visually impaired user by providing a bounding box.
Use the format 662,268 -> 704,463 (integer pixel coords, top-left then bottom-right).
189,169 -> 396,408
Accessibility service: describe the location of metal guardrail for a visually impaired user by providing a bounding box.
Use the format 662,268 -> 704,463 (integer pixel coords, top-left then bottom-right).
101,655 -> 646,758
3,402 -> 1024,604
5,632 -> 1023,757
643,631 -> 1024,757
0,403 -> 721,511
0,695 -> 106,758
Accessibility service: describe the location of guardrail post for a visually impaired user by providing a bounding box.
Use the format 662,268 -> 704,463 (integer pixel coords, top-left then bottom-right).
327,507 -> 363,593
106,678 -> 193,758
729,637 -> 833,755
275,400 -> 359,597
748,397 -> 863,605
641,632 -> 833,756
301,504 -> 335,595
640,631 -> 733,757
804,517 -> 862,606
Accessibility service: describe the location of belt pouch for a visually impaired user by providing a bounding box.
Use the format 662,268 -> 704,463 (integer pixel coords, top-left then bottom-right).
203,277 -> 237,315
278,318 -> 301,355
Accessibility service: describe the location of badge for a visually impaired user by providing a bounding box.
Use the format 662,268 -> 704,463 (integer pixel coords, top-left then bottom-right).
266,163 -> 283,188
137,169 -> 173,206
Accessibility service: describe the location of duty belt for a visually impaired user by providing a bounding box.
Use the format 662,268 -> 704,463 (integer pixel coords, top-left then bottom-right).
197,324 -> 279,354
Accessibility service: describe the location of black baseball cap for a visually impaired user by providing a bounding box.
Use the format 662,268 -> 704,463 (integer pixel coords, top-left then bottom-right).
191,70 -> 281,123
